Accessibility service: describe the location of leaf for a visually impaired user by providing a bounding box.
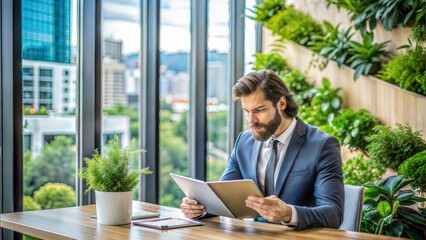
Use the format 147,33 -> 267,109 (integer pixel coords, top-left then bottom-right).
385,219 -> 403,237
364,210 -> 382,224
395,190 -> 415,201
377,201 -> 391,218
398,207 -> 426,225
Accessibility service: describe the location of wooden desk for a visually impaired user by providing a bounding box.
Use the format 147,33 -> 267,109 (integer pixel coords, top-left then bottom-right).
1,201 -> 399,240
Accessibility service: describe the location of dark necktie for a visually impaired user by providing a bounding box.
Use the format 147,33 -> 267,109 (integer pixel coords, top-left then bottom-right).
265,139 -> 278,196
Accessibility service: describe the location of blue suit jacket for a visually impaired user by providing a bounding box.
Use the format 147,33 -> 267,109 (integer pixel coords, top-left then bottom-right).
220,118 -> 344,230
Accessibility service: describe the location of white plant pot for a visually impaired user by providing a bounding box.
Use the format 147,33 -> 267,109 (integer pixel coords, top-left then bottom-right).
95,191 -> 132,225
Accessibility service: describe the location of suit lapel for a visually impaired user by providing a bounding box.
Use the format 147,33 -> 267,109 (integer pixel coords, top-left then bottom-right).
274,119 -> 307,196
251,141 -> 262,187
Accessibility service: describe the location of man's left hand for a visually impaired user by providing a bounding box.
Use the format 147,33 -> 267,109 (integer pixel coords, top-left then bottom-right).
245,195 -> 292,223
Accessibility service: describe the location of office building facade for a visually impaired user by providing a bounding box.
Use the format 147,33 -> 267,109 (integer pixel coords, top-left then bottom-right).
22,0 -> 71,63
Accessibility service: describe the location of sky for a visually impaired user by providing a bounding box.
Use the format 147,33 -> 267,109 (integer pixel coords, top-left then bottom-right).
72,0 -> 256,55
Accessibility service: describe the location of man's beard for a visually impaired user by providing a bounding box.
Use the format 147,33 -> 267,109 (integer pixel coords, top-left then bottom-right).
251,109 -> 281,141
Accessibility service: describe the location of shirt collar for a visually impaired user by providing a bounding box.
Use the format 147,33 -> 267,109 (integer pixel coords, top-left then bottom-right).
268,118 -> 297,146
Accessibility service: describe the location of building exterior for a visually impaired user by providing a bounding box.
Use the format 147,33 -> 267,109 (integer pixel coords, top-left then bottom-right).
102,58 -> 128,108
23,115 -> 130,155
22,0 -> 71,63
22,60 -> 76,114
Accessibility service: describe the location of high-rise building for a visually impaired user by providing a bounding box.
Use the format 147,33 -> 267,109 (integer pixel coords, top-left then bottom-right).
22,0 -> 71,63
103,38 -> 123,63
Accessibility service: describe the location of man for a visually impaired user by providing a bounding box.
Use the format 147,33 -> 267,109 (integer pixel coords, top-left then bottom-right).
180,70 -> 344,230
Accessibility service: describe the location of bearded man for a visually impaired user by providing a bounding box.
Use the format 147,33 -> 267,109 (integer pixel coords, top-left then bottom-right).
180,70 -> 344,230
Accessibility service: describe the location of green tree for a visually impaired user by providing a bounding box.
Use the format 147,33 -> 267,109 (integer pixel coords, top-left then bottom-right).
159,110 -> 188,207
34,183 -> 76,209
23,195 -> 41,211
24,136 -> 76,195
103,104 -> 139,140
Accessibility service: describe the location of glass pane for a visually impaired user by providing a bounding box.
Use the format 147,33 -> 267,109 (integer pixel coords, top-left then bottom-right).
245,0 -> 257,74
243,0 -> 258,131
206,0 -> 230,181
159,0 -> 190,207
101,0 -> 141,199
22,0 -> 77,211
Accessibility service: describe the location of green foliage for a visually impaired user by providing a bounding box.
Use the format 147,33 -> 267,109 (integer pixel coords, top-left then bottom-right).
252,53 -> 288,75
367,124 -> 426,171
247,0 -> 287,23
103,104 -> 139,140
347,32 -> 390,80
22,106 -> 49,115
79,135 -> 152,192
23,195 -> 41,211
159,110 -> 188,207
362,175 -> 426,239
411,23 -> 426,43
327,0 -> 424,35
208,111 -> 228,152
342,155 -> 385,186
23,136 -> 76,195
398,150 -> 426,193
377,46 -> 426,96
280,70 -> 315,105
298,78 -> 343,126
266,6 -> 323,46
33,183 -> 76,209
309,21 -> 354,68
327,108 -> 383,154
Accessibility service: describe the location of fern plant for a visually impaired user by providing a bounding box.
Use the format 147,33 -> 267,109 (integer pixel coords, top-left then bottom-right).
79,135 -> 152,192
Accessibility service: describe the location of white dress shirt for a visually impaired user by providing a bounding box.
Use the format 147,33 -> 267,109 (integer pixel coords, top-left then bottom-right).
257,118 -> 298,226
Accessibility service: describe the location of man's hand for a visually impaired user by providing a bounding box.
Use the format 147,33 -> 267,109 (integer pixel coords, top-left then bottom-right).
245,195 -> 292,223
180,197 -> 206,219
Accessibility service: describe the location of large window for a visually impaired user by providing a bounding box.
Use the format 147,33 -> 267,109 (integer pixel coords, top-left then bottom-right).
101,0 -> 141,200
2,0 -> 256,224
159,0 -> 191,207
206,0 -> 230,181
22,0 -> 77,212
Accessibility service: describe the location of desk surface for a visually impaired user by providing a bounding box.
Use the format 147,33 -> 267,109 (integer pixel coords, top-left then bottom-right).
1,201 -> 400,240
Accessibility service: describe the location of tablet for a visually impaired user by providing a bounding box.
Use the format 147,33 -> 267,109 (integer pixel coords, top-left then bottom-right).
170,173 -> 263,218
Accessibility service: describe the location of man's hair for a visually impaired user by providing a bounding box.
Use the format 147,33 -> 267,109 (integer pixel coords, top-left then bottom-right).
232,69 -> 299,118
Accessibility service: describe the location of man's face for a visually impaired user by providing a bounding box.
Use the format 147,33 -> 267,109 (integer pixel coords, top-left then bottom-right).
241,88 -> 282,141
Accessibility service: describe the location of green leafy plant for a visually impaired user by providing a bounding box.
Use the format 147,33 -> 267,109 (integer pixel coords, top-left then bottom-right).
298,78 -> 343,126
326,108 -> 383,155
79,135 -> 152,192
247,0 -> 287,23
280,70 -> 315,105
309,21 -> 354,68
266,6 -> 323,45
398,150 -> 426,193
347,32 -> 390,80
33,183 -> 76,209
362,175 -> 426,239
252,52 -> 289,75
23,195 -> 42,211
342,155 -> 385,186
327,0 -> 424,35
326,0 -> 377,35
367,124 -> 426,171
411,23 -> 426,43
377,45 -> 426,96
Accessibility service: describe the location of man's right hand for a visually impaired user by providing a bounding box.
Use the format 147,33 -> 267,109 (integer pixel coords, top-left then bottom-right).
180,197 -> 206,219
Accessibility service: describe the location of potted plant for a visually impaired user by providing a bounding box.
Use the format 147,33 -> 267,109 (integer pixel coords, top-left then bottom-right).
79,135 -> 152,225
362,175 -> 426,239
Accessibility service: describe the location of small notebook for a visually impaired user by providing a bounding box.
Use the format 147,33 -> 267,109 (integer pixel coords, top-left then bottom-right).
132,217 -> 204,230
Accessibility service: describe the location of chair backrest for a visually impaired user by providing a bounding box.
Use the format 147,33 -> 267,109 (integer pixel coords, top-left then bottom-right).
339,185 -> 364,232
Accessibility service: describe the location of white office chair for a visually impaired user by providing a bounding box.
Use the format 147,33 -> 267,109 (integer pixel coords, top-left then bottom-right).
339,185 -> 364,232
